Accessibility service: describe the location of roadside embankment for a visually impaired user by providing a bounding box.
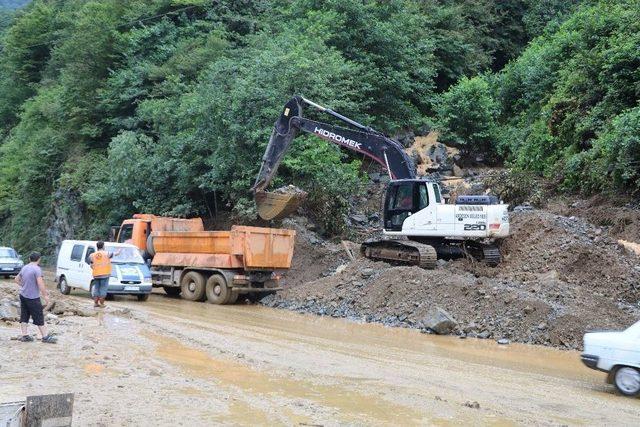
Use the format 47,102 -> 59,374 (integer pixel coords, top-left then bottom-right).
264,209 -> 640,350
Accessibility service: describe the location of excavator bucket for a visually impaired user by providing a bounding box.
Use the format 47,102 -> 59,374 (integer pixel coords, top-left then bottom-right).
255,190 -> 307,221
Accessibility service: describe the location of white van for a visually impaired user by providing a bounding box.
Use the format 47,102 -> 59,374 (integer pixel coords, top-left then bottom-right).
55,240 -> 152,301
582,320 -> 640,396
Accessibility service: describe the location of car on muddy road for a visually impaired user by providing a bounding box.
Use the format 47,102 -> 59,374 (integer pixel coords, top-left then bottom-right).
56,240 -> 152,301
581,320 -> 640,396
0,246 -> 23,278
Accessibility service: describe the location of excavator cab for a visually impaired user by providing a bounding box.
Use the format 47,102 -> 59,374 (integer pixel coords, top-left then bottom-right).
383,180 -> 431,231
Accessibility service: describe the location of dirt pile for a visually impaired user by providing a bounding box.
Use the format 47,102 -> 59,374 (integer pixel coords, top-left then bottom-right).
268,209 -> 640,349
0,282 -> 98,322
547,195 -> 640,242
280,217 -> 345,288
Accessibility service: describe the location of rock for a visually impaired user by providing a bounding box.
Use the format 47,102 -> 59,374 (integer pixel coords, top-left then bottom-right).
335,264 -> 348,274
477,330 -> 491,339
361,268 -> 375,278
513,203 -> 534,212
464,401 -> 480,409
452,164 -> 464,177
350,214 -> 368,225
537,322 -> 547,331
45,313 -> 59,321
436,259 -> 448,267
421,307 -> 458,335
0,300 -> 19,321
497,338 -> 510,345
523,306 -> 535,314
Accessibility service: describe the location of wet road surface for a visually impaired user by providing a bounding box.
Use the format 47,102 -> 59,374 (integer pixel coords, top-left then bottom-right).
2,278 -> 640,425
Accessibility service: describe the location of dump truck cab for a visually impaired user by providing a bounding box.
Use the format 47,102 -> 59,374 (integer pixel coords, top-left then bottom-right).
112,214 -> 204,255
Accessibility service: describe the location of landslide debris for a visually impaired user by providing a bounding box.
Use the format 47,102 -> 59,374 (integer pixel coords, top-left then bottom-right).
0,282 -> 98,323
266,209 -> 640,350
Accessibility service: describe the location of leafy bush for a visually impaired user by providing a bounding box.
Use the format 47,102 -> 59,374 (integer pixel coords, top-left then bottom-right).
435,76 -> 499,162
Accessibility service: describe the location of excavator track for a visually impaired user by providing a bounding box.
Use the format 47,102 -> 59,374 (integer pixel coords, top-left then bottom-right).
482,245 -> 501,267
361,240 -> 438,269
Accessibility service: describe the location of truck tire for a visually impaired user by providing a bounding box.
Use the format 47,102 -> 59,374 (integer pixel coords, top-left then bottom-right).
181,271 -> 206,301
163,286 -> 181,296
614,366 -> 640,396
205,274 -> 232,305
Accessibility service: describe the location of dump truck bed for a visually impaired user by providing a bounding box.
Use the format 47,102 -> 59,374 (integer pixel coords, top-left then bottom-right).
149,225 -> 295,270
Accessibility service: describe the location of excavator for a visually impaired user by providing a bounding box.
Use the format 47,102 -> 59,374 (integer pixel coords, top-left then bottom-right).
253,96 -> 510,268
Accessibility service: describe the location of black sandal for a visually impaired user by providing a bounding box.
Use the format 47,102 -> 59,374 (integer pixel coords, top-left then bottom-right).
18,335 -> 34,342
41,335 -> 57,344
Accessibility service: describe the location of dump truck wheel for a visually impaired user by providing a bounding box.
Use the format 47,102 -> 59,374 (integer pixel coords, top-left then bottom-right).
163,286 -> 181,296
227,291 -> 239,304
205,274 -> 231,304
181,271 -> 206,301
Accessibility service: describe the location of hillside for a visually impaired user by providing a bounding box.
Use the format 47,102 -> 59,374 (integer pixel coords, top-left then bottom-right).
1,0 -> 636,256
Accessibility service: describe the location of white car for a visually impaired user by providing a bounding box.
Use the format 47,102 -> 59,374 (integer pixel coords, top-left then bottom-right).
55,240 -> 152,301
0,246 -> 23,278
582,320 -> 640,396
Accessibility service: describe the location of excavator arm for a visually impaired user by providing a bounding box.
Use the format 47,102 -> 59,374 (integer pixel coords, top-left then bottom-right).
254,96 -> 415,193
253,96 -> 415,220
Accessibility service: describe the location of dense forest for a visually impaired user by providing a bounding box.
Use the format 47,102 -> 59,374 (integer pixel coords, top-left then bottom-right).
0,0 -> 637,256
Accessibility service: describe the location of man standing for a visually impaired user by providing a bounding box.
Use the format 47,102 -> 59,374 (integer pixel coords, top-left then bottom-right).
89,241 -> 112,308
15,252 -> 57,343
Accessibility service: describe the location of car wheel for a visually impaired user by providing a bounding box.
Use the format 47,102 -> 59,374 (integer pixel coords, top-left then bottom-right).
59,277 -> 71,295
180,271 -> 206,301
137,293 -> 150,302
614,366 -> 640,396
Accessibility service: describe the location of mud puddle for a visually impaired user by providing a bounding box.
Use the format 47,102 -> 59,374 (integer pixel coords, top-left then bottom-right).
138,294 -> 594,381
145,331 -> 426,425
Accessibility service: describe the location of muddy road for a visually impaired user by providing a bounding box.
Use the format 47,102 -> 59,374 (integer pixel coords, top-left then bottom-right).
2,280 -> 640,426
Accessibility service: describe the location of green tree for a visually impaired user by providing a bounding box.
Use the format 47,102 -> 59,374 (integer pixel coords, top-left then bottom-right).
435,76 -> 499,162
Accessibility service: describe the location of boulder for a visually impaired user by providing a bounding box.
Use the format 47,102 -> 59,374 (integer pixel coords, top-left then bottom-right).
349,214 -> 368,225
0,300 -> 19,321
421,307 -> 458,335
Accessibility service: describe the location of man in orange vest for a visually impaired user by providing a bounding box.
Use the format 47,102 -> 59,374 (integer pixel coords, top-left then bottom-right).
89,241 -> 113,308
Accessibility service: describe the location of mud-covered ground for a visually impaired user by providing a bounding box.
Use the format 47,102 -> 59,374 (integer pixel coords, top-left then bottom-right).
264,207 -> 640,350
2,280 -> 640,425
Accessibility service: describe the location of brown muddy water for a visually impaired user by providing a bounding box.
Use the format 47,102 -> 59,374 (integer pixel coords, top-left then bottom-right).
2,278 -> 640,425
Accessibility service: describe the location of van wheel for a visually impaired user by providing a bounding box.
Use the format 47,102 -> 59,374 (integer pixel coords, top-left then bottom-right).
137,294 -> 150,302
205,274 -> 232,305
163,286 -> 181,296
181,272 -> 206,301
59,277 -> 71,295
614,367 -> 640,396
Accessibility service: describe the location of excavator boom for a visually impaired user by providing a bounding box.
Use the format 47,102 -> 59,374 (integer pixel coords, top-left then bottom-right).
253,96 -> 415,220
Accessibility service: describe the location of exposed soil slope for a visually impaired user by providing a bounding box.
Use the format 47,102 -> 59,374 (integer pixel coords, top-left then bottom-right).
265,209 -> 640,350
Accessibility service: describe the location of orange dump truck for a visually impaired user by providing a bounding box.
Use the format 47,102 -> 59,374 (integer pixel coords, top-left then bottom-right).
111,214 -> 295,304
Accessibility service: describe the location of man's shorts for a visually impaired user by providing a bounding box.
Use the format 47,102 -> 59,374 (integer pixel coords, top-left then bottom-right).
19,295 -> 44,326
92,277 -> 109,298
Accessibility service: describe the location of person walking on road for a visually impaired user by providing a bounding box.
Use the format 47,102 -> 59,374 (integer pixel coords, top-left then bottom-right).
15,252 -> 57,343
89,241 -> 112,308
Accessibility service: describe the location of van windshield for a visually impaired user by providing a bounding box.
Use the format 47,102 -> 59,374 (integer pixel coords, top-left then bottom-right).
105,245 -> 144,264
0,248 -> 17,258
